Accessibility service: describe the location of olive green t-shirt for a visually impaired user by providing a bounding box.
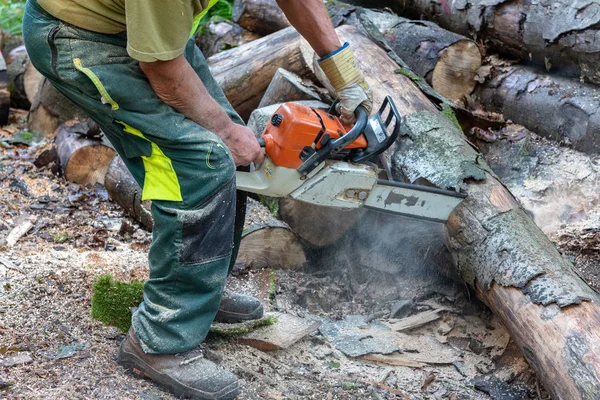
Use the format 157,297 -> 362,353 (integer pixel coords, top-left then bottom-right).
37,0 -> 215,62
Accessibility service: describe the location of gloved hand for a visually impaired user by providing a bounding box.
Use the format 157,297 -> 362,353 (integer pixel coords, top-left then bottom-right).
318,43 -> 373,124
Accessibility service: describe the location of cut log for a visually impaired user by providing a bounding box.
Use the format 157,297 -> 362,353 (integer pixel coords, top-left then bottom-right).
0,29 -> 24,57
305,24 -> 600,399
5,45 -> 44,110
237,199 -> 306,269
195,20 -> 261,58
0,51 -> 8,126
208,26 -> 312,120
29,78 -> 88,137
258,68 -> 324,108
104,155 -> 154,231
389,0 -> 600,85
232,0 -> 290,36
55,120 -> 116,186
475,64 -> 600,154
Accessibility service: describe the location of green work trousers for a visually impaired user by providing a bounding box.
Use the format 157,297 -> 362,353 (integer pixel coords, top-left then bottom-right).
23,0 -> 247,354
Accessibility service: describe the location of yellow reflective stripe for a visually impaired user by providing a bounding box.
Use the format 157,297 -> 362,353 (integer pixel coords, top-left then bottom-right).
116,121 -> 183,202
73,58 -> 119,111
191,0 -> 220,36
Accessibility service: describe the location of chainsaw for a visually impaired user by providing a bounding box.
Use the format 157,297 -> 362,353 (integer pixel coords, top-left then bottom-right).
236,97 -> 465,223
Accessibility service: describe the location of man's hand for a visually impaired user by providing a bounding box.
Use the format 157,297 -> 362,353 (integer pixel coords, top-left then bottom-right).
140,55 -> 263,166
222,123 -> 264,166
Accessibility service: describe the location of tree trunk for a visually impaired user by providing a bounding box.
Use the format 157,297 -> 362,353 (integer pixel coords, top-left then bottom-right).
104,155 -> 154,231
329,5 -> 482,104
55,120 -> 116,186
207,26 -> 312,120
29,78 -> 88,137
307,24 -> 600,399
476,64 -> 600,154
232,0 -> 290,36
389,0 -> 600,85
258,68 -> 324,108
195,20 -> 261,58
0,51 -> 8,126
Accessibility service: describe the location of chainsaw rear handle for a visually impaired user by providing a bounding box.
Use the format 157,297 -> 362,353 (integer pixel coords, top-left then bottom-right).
296,105 -> 368,176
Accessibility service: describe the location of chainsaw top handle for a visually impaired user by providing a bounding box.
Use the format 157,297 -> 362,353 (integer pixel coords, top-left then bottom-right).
296,105 -> 368,176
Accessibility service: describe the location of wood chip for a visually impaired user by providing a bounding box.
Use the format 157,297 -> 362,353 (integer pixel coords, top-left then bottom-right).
0,353 -> 33,368
386,308 -> 447,332
237,313 -> 320,351
6,217 -> 34,248
362,353 -> 426,368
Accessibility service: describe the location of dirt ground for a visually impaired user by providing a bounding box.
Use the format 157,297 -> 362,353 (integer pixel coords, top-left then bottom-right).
3,109 -> 598,399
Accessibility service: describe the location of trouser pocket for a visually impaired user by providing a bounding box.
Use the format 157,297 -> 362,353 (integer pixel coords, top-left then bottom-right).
179,178 -> 236,266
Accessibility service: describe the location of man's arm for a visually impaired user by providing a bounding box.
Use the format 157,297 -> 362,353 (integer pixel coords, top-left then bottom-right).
139,55 -> 264,167
275,0 -> 341,57
276,0 -> 372,122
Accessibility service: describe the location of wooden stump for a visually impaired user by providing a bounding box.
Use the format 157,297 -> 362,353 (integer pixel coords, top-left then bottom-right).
232,0 -> 290,36
55,120 -> 116,186
5,45 -> 44,110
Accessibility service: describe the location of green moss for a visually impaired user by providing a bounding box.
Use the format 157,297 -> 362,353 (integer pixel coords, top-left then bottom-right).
209,315 -> 278,338
258,195 -> 279,217
51,233 -> 69,243
91,275 -> 143,332
343,382 -> 357,390
441,103 -> 461,130
395,68 -> 421,82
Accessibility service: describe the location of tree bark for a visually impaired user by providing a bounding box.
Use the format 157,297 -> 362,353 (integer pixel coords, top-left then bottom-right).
476,64 -> 600,154
207,26 -> 313,120
55,120 -> 116,186
232,0 -> 290,36
0,51 -> 8,126
307,24 -> 600,399
29,78 -> 88,137
258,68 -> 324,108
329,5 -> 482,103
195,20 -> 261,58
104,155 -> 154,231
389,0 -> 600,85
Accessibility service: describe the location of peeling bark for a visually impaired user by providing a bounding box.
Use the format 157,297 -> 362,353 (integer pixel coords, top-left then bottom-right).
476,65 -> 600,154
0,51 -> 8,126
388,0 -> 600,85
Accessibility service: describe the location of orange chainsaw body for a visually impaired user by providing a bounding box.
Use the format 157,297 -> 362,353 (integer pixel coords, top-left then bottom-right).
261,103 -> 368,169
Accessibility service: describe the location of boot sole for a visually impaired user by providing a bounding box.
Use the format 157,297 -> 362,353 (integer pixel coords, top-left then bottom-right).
214,304 -> 264,324
117,343 -> 239,400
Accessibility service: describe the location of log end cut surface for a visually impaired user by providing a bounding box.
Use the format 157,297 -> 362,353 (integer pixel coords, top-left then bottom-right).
432,40 -> 481,103
238,224 -> 307,269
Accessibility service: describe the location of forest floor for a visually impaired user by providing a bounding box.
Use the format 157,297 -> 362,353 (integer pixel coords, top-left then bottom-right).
1,108 -> 598,399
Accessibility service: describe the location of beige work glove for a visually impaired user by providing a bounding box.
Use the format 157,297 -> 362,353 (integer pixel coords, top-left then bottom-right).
318,43 -> 373,124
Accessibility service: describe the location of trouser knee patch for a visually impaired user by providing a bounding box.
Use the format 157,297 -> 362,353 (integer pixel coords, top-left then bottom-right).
179,179 -> 236,266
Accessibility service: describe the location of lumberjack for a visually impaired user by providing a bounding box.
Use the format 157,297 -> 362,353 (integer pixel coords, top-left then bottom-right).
22,0 -> 371,398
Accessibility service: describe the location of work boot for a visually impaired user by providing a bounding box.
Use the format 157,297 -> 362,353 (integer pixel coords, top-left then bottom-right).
117,329 -> 239,400
214,290 -> 264,323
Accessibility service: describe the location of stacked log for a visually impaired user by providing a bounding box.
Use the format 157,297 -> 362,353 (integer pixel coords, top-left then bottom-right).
385,0 -> 600,85
232,0 -> 290,35
207,26 -> 313,120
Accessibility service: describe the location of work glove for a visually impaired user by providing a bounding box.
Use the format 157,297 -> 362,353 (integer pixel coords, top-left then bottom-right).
318,43 -> 373,124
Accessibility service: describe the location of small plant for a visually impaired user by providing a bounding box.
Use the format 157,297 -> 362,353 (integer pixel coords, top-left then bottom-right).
342,382 -> 357,390
196,0 -> 235,32
258,195 -> 279,217
327,360 -> 341,369
51,233 -> 69,243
